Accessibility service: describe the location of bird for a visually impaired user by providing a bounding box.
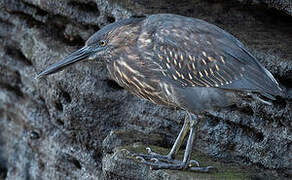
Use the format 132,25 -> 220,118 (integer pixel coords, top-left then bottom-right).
37,13 -> 282,172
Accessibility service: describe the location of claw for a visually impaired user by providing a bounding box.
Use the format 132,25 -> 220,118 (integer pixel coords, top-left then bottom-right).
146,147 -> 152,154
120,149 -> 130,155
145,147 -> 161,156
135,156 -> 146,162
150,158 -> 159,163
189,160 -> 200,167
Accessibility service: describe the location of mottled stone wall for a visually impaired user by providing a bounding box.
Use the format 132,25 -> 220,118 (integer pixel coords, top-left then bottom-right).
0,0 -> 291,179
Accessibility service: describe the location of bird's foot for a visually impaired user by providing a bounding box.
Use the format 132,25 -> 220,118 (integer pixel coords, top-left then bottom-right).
142,160 -> 216,172
129,147 -> 216,172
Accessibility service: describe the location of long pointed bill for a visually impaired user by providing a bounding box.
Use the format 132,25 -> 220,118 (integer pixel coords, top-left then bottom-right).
36,46 -> 93,79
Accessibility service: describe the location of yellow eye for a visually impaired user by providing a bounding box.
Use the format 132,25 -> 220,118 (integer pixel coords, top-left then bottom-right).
99,40 -> 106,46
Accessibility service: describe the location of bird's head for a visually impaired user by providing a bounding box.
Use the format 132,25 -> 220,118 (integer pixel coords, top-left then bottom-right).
36,17 -> 145,78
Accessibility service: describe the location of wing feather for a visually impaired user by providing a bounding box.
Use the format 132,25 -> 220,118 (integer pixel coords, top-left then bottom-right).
146,14 -> 282,98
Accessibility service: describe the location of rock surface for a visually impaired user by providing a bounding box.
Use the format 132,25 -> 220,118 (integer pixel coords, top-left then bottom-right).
0,0 -> 291,179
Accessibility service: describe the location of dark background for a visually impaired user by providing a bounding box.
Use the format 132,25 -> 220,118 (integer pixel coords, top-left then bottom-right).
0,0 -> 291,179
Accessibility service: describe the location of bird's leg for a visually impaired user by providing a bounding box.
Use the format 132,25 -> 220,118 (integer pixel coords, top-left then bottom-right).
130,113 -> 191,164
144,114 -> 191,160
143,114 -> 212,172
131,113 -> 216,172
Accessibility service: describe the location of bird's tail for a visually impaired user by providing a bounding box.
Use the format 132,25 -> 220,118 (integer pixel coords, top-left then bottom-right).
241,48 -> 283,100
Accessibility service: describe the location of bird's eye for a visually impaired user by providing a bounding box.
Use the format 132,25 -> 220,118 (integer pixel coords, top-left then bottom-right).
99,40 -> 107,47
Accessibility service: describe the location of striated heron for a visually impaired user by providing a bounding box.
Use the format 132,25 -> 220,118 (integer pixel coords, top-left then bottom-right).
37,14 -> 282,172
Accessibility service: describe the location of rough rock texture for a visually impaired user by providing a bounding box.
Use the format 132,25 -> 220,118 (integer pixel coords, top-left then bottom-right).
0,0 -> 291,179
236,0 -> 292,16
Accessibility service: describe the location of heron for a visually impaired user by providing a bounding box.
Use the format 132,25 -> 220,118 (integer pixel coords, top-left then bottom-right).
37,14 -> 282,172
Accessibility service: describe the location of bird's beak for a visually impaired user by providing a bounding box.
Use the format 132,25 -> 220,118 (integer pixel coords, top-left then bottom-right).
36,46 -> 93,78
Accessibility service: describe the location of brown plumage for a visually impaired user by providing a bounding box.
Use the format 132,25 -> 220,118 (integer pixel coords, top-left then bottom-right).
37,14 -> 282,172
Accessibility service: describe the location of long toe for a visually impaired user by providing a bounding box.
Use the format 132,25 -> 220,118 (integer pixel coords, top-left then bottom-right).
188,166 -> 218,173
129,147 -> 174,163
145,147 -> 173,160
128,151 -> 215,173
144,161 -> 215,173
189,159 -> 200,167
129,152 -> 180,164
